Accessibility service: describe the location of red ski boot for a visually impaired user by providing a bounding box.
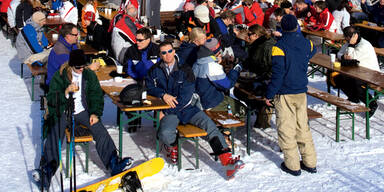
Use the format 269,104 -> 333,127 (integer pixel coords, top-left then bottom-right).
165,145 -> 178,165
219,152 -> 245,180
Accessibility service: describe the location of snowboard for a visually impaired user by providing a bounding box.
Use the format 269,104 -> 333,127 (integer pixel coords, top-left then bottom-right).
76,157 -> 165,192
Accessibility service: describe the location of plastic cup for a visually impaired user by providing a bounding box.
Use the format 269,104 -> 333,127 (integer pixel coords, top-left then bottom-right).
52,33 -> 58,41
330,54 -> 336,63
160,34 -> 164,42
142,91 -> 147,100
116,65 -> 123,74
73,81 -> 79,92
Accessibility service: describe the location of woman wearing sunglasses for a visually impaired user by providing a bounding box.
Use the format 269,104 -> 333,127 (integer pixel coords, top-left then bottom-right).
33,50 -> 133,190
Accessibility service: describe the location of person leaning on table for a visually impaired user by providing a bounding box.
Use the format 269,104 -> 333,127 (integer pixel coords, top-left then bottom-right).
264,14 -> 317,176
332,26 -> 379,117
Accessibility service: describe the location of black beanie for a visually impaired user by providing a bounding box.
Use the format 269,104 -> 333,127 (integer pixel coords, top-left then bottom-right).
281,14 -> 298,32
69,49 -> 87,67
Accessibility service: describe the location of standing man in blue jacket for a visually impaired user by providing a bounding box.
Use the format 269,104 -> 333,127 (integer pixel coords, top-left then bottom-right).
265,14 -> 317,176
15,11 -> 50,65
46,23 -> 78,85
146,41 -> 244,179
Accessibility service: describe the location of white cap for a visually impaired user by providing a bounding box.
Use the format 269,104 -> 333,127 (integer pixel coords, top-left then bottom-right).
194,5 -> 210,24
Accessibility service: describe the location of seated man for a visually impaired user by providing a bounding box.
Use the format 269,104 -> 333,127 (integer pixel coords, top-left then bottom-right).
333,26 -> 379,117
15,11 -> 50,65
192,33 -> 245,119
146,41 -> 244,179
33,50 -> 132,190
182,5 -> 220,39
46,23 -> 78,85
111,3 -> 142,64
122,27 -> 159,132
83,11 -> 108,51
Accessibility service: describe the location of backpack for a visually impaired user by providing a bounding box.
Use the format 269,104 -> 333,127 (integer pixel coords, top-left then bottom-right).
119,83 -> 143,106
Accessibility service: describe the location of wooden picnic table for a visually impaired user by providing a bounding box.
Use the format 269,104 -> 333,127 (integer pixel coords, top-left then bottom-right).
301,28 -> 345,53
95,65 -> 170,157
374,47 -> 384,57
309,53 -> 384,139
354,23 -> 384,32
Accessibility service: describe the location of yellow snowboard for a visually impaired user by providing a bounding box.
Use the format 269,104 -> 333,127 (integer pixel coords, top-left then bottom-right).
76,157 -> 165,192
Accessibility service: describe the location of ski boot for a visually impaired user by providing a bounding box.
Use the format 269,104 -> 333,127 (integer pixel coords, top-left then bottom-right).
219,152 -> 245,180
164,145 -> 178,165
110,152 -> 134,176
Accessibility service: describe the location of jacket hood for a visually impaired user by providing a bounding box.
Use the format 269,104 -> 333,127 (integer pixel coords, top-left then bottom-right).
26,18 -> 42,31
197,46 -> 215,59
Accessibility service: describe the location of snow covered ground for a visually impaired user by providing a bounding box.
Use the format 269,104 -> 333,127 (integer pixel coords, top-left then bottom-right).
1,32 -> 384,192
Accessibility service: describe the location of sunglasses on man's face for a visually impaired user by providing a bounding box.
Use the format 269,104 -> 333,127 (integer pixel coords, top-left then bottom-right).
74,66 -> 85,69
70,33 -> 78,37
136,38 -> 148,42
161,49 -> 173,55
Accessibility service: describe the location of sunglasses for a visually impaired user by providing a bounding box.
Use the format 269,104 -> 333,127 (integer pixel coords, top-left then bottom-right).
161,49 -> 173,55
248,33 -> 255,36
70,33 -> 78,37
74,66 -> 85,69
136,38 -> 148,42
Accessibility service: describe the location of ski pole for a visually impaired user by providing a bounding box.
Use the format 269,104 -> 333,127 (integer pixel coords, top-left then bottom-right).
56,92 -> 64,192
71,93 -> 77,191
39,95 -> 45,192
68,92 -> 76,191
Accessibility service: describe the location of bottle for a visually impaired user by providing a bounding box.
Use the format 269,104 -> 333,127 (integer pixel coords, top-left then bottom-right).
227,104 -> 233,116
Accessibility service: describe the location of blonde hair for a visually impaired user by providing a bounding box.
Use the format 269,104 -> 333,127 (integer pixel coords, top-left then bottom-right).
249,24 -> 270,39
59,62 -> 73,82
189,27 -> 206,42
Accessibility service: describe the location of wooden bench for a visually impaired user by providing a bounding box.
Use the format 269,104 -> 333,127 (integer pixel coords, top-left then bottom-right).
21,63 -> 47,101
307,108 -> 323,120
176,124 -> 207,171
374,47 -> 384,57
65,125 -> 93,177
307,86 -> 370,141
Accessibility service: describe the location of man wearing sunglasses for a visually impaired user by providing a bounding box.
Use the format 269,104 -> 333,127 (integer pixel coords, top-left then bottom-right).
122,27 -> 159,133
33,50 -> 133,190
146,41 -> 244,179
46,23 -> 79,85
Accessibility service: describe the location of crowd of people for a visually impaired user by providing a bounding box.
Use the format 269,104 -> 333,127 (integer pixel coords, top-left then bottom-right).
0,0 -> 383,190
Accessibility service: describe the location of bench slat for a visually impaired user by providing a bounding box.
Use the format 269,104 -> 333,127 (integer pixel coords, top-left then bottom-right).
177,124 -> 207,138
307,108 -> 322,119
65,128 -> 93,143
307,86 -> 370,113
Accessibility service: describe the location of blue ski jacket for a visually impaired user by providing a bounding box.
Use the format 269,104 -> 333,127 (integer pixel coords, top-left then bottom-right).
146,57 -> 200,124
266,31 -> 316,99
124,43 -> 159,80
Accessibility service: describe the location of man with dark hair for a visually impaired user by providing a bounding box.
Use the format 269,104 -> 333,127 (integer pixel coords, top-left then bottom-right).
265,14 -> 317,176
33,50 -> 133,190
122,27 -> 159,133
332,26 -> 379,117
146,41 -> 244,179
46,23 -> 79,85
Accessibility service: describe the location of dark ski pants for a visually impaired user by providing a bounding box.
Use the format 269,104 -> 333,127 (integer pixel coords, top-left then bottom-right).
42,110 -> 117,183
158,110 -> 228,149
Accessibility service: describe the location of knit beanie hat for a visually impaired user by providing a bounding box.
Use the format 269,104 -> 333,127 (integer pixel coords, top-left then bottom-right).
83,11 -> 95,22
69,50 -> 87,67
280,1 -> 292,9
194,5 -> 210,23
32,11 -> 46,23
281,14 -> 298,32
204,38 -> 221,54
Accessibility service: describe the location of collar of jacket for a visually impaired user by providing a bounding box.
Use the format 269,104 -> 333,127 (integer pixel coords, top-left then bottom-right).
58,36 -> 76,50
251,36 -> 268,46
159,56 -> 179,70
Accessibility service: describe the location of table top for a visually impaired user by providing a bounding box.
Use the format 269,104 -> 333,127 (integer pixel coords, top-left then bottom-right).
374,47 -> 384,56
45,17 -> 66,25
354,23 -> 384,32
309,53 -> 384,89
301,28 -> 345,41
95,66 -> 170,111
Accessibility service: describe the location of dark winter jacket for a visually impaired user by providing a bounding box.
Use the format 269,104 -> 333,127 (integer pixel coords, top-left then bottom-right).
124,42 -> 159,80
46,36 -> 78,85
15,1 -> 33,29
193,46 -> 240,109
266,31 -> 316,99
245,36 -> 276,80
176,41 -> 199,67
186,16 -> 221,39
86,21 -> 108,51
145,58 -> 200,124
15,18 -> 49,62
362,2 -> 384,26
47,66 -> 104,123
